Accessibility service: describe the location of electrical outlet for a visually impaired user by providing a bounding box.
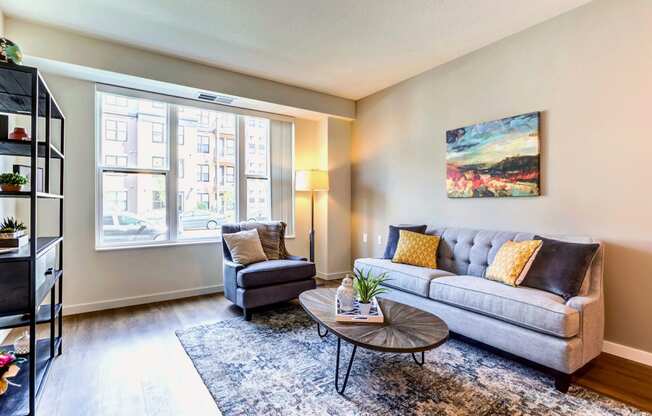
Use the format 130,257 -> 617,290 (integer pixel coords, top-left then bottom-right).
377,235 -> 383,245
362,233 -> 368,243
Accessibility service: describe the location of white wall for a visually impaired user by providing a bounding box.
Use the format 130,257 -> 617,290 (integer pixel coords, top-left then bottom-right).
0,15 -> 353,314
5,17 -> 354,120
0,73 -> 325,314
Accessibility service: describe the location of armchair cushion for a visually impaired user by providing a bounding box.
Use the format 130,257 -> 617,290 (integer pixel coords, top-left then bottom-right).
237,259 -> 316,289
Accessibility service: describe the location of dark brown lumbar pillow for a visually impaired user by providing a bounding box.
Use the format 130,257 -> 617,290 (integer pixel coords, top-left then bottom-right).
240,221 -> 285,260
521,236 -> 599,300
383,224 -> 428,259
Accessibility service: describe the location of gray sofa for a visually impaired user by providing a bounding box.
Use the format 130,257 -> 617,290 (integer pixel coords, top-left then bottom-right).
354,227 -> 604,392
222,223 -> 317,320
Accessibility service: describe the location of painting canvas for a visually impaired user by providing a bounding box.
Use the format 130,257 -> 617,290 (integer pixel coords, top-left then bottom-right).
446,112 -> 540,198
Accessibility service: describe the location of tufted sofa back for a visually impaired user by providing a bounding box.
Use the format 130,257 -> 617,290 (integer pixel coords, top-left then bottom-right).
428,227 -> 600,282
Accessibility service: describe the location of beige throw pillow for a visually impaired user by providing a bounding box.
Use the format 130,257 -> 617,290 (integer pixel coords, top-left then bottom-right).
223,229 -> 268,265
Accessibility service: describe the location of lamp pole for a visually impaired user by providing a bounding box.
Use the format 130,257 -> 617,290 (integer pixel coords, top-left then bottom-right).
309,190 -> 315,263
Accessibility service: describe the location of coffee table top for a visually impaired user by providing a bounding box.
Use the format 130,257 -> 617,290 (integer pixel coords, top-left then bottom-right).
299,288 -> 449,353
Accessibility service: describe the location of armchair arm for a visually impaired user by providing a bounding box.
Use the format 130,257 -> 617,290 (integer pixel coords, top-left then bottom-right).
224,259 -> 245,271
566,293 -> 604,363
286,254 -> 308,262
223,260 -> 245,302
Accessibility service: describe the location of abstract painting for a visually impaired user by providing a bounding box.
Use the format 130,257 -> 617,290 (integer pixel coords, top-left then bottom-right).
446,112 -> 540,198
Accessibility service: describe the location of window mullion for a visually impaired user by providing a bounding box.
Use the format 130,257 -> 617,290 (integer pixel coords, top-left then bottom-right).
237,115 -> 247,222
168,104 -> 179,242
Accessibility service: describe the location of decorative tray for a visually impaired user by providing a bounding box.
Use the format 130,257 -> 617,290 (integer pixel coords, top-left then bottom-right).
335,297 -> 384,323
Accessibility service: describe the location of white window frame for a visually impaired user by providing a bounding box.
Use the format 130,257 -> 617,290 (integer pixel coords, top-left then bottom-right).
95,84 -> 295,250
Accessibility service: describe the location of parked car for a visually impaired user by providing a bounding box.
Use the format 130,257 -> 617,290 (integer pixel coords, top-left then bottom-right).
180,210 -> 225,230
103,213 -> 167,242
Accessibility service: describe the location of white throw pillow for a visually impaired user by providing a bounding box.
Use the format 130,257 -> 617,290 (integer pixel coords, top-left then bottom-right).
223,228 -> 268,265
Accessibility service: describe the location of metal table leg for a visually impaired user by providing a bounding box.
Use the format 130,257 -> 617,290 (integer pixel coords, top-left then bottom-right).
335,337 -> 357,395
317,322 -> 328,338
412,351 -> 425,366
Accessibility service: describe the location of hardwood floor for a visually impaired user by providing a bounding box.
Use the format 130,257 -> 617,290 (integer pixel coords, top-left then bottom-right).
6,290 -> 652,415
576,353 -> 652,413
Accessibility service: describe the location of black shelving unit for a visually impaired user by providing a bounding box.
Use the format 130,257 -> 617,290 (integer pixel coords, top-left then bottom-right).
0,62 -> 64,416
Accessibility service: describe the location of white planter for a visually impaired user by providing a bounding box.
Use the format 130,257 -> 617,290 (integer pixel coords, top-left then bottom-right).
0,230 -> 25,239
358,302 -> 372,315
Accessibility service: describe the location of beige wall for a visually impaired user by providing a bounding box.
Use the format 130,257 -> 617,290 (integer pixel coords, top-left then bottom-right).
352,0 -> 652,353
324,118 -> 352,277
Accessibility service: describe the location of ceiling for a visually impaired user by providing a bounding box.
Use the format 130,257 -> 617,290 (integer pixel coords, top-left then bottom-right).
0,0 -> 592,100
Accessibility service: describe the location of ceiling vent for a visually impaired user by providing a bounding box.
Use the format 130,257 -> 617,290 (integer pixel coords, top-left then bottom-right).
197,92 -> 235,105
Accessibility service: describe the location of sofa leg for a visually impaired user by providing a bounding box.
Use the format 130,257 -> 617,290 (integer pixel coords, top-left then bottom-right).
243,308 -> 252,321
554,373 -> 571,393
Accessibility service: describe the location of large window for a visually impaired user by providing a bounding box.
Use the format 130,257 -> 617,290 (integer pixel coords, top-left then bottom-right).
96,86 -> 295,248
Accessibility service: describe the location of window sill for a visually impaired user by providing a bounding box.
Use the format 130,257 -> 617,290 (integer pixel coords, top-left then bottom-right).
95,238 -> 222,252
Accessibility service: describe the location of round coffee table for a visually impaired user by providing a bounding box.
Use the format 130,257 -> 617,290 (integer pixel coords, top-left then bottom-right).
299,288 -> 449,394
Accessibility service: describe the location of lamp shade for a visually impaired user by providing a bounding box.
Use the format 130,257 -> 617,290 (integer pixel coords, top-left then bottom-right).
295,169 -> 329,191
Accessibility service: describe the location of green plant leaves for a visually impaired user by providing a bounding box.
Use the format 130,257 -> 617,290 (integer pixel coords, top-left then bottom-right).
352,267 -> 390,303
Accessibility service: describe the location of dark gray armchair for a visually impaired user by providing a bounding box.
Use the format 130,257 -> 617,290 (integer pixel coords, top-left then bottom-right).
221,223 -> 316,320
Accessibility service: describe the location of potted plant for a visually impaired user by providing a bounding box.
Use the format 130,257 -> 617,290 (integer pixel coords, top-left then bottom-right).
352,267 -> 390,315
0,172 -> 27,192
0,351 -> 25,396
0,217 -> 27,239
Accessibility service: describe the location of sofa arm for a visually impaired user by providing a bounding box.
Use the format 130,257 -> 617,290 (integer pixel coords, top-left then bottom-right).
223,260 -> 245,302
566,294 -> 604,364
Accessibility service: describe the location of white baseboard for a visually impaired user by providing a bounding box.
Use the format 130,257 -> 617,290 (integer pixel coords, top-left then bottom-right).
64,285 -> 224,316
603,340 -> 652,367
316,270 -> 351,281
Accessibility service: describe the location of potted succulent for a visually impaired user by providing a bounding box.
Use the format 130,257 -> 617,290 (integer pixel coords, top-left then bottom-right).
0,217 -> 27,239
352,267 -> 390,315
0,172 -> 27,192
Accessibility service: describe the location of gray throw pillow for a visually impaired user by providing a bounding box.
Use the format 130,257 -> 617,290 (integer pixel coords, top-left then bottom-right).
222,228 -> 268,265
521,236 -> 599,300
240,221 -> 284,260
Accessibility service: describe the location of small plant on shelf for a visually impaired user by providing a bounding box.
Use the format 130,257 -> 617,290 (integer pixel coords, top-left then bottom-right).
352,267 -> 390,315
0,172 -> 27,192
0,350 -> 25,396
0,217 -> 27,238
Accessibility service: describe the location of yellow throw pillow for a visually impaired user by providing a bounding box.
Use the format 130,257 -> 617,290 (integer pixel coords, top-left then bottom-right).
486,240 -> 543,286
392,230 -> 440,269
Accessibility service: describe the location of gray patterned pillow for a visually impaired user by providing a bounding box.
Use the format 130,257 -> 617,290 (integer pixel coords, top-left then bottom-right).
240,221 -> 284,260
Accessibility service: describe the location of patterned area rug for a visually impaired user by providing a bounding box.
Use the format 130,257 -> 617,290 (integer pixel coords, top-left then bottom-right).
176,306 -> 647,416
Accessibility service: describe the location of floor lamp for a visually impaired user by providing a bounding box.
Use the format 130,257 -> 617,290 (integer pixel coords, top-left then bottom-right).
295,169 -> 329,263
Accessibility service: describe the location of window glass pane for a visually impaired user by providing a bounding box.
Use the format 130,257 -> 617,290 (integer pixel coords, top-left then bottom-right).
101,172 -> 167,244
100,92 -> 168,169
244,116 -> 269,177
246,178 -> 270,221
176,105 -> 237,239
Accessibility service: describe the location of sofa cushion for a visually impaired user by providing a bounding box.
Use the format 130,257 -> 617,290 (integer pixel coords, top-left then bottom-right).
354,258 -> 453,297
237,260 -> 315,289
429,275 -> 579,338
